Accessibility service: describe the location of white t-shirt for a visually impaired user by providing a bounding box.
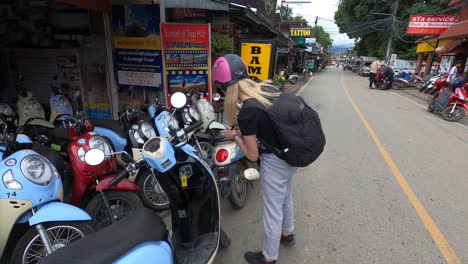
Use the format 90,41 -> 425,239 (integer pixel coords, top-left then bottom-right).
447,66 -> 458,83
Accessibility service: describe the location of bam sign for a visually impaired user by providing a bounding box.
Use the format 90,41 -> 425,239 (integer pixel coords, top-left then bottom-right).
289,27 -> 312,37
240,42 -> 272,81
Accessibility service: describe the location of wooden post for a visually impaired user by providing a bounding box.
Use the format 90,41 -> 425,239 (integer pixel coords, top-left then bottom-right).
416,53 -> 423,76
424,52 -> 434,77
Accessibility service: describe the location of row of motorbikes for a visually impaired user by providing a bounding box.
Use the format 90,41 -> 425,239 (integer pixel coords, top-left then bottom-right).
1,75 -> 260,263
426,77 -> 468,122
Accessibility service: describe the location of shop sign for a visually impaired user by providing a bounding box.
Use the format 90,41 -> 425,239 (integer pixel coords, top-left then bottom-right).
112,4 -> 162,90
406,15 -> 457,35
171,8 -> 206,19
161,23 -> 211,107
416,38 -> 452,53
289,27 -> 312,37
240,42 -> 272,81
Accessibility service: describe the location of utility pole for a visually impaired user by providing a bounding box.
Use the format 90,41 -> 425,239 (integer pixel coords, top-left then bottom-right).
385,1 -> 399,63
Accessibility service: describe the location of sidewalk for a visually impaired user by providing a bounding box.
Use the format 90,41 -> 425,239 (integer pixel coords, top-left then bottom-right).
396,87 -> 430,101
284,76 -> 310,94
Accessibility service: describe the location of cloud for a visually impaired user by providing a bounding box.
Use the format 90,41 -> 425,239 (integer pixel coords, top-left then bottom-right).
284,0 -> 355,47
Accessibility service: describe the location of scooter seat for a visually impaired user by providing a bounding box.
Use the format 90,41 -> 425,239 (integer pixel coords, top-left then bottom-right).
47,127 -> 70,141
91,119 -> 125,138
39,208 -> 167,264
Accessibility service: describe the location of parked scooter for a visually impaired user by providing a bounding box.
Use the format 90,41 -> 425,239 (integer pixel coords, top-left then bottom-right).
93,87 -> 165,211
0,103 -> 17,131
280,70 -> 299,85
428,82 -> 468,121
49,76 -> 73,125
40,92 -> 232,264
392,71 -> 423,89
61,112 -> 143,229
0,118 -> 92,264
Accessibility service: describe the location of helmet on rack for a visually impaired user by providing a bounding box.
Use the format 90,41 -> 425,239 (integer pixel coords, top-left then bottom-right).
212,54 -> 249,88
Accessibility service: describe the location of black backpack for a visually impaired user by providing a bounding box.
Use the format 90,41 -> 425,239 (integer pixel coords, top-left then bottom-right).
243,92 -> 326,167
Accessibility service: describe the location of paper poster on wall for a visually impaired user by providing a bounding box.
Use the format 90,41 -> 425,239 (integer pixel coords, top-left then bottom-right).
160,23 -> 211,106
112,4 -> 162,90
240,42 -> 272,81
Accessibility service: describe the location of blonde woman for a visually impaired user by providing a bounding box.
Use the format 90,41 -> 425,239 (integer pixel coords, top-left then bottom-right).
213,54 -> 297,264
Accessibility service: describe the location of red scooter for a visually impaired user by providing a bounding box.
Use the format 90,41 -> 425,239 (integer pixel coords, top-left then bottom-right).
63,112 -> 143,229
441,83 -> 468,121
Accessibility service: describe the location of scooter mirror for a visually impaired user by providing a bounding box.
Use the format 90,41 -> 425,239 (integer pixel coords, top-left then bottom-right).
213,93 -> 221,101
170,92 -> 187,108
84,148 -> 105,166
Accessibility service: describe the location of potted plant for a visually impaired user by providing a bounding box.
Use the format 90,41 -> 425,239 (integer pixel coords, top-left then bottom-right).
211,32 -> 235,63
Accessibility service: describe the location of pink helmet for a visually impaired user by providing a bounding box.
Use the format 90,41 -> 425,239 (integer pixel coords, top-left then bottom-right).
212,54 -> 249,88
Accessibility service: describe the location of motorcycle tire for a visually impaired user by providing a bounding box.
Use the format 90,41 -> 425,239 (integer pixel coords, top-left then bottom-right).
416,81 -> 425,91
289,77 -> 298,85
219,227 -> 231,249
86,191 -> 144,230
429,89 -> 439,95
227,162 -> 248,209
11,221 -> 93,264
441,105 -> 465,122
392,81 -> 403,90
136,168 -> 170,211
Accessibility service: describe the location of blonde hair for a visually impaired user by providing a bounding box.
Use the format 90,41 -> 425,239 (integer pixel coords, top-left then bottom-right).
224,79 -> 280,125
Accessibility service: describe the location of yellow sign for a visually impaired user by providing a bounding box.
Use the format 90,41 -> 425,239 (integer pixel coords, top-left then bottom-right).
289,27 -> 312,37
241,42 -> 272,81
416,38 -> 452,53
113,36 -> 161,50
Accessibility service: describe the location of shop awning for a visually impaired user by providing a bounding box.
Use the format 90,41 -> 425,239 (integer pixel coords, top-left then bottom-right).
416,38 -> 453,53
228,4 -> 295,48
165,0 -> 229,11
56,0 -> 110,11
439,20 -> 468,40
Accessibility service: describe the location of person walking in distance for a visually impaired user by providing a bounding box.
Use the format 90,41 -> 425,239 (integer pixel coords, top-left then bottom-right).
369,58 -> 381,89
212,54 -> 297,264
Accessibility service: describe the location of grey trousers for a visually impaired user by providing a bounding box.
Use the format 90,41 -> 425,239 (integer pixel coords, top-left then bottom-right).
260,153 -> 297,261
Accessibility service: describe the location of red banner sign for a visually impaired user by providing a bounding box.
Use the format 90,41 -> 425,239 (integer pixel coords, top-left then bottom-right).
160,23 -> 211,107
406,15 -> 458,35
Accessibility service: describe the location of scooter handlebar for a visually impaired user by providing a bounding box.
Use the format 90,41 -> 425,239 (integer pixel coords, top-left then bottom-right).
108,170 -> 129,188
184,120 -> 204,134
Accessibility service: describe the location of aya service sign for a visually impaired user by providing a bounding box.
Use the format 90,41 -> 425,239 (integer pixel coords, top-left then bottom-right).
406,15 -> 457,35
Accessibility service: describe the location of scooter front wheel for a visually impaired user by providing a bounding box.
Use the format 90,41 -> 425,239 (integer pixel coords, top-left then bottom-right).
11,221 -> 93,264
441,105 -> 465,121
289,77 -> 298,85
219,228 -> 231,249
228,163 -> 249,209
86,191 -> 143,230
137,168 -> 170,211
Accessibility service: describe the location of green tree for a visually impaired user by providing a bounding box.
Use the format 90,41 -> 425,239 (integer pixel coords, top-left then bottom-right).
334,0 -> 453,59
280,4 -> 293,21
314,26 -> 333,49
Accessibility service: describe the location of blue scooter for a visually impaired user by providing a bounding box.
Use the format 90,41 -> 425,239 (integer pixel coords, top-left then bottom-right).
0,117 -> 92,264
91,88 -> 167,211
40,92 -> 231,264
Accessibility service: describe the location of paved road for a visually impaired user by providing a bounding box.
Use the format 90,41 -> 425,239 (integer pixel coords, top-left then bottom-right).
215,67 -> 468,264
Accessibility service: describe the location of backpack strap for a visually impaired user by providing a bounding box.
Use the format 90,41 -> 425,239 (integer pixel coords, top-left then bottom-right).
240,98 -> 285,158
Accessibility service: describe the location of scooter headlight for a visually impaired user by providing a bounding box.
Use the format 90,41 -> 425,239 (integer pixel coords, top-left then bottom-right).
60,97 -> 71,107
189,107 -> 200,121
167,115 -> 179,130
89,136 -> 112,156
0,104 -> 14,116
140,122 -> 156,139
2,170 -> 23,190
20,155 -> 53,186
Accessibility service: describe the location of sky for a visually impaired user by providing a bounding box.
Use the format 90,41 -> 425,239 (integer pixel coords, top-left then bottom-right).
285,0 -> 355,48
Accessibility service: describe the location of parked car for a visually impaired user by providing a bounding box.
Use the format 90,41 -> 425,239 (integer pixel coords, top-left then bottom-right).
358,62 -> 371,76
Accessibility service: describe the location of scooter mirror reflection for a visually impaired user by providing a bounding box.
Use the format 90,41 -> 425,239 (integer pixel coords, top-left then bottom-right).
213,93 -> 221,101
84,148 -> 105,166
170,92 -> 187,108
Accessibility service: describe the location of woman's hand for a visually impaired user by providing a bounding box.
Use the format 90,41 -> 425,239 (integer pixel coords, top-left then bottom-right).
220,129 -> 236,140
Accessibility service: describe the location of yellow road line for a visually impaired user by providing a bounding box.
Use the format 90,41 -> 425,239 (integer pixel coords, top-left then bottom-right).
341,73 -> 462,264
